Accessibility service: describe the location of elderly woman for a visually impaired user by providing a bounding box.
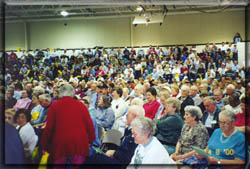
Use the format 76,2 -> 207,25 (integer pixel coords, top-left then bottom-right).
30,92 -> 44,125
129,117 -> 176,167
154,91 -> 170,120
41,83 -> 95,168
155,97 -> 184,155
195,110 -> 246,168
172,106 -> 209,162
143,87 -> 161,119
14,109 -> 38,162
13,90 -> 32,111
95,95 -> 115,131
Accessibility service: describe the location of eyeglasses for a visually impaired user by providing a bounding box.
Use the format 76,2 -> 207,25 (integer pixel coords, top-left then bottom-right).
16,115 -> 26,119
218,120 -> 232,126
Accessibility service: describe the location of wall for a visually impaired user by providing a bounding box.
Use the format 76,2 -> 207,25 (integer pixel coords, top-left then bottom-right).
28,18 -> 131,49
5,22 -> 26,50
132,10 -> 245,46
4,9 -> 245,50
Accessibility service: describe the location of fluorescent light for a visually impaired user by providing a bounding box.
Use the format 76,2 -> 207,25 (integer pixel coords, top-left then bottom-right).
61,11 -> 69,16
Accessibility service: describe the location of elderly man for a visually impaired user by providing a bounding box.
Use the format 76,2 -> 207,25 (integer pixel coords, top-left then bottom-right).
178,85 -> 194,119
202,96 -> 221,136
83,105 -> 145,168
189,85 -> 202,106
213,89 -> 224,110
32,93 -> 52,126
225,84 -> 235,97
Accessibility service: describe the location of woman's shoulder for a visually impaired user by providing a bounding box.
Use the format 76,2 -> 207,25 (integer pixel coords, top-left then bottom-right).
20,123 -> 35,133
196,121 -> 209,132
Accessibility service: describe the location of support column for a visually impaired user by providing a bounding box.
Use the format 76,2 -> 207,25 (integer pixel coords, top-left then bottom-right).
130,17 -> 134,47
24,22 -> 30,50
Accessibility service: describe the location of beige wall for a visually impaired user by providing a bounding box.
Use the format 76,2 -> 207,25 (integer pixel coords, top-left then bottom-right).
133,10 -> 245,46
4,10 -> 245,50
29,18 -> 131,49
5,22 -> 26,50
247,6 -> 250,41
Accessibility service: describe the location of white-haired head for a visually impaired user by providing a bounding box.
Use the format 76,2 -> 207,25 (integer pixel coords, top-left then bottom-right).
59,83 -> 75,98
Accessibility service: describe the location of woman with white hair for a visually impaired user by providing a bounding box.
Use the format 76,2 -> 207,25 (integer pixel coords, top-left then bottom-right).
41,83 -> 96,169
195,110 -> 246,168
172,106 -> 209,162
129,116 -> 176,167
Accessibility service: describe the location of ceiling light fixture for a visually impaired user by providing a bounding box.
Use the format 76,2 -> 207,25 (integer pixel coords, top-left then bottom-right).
136,5 -> 144,12
61,10 -> 69,16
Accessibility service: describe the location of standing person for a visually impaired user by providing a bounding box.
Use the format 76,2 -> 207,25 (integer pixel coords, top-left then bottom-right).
41,84 -> 96,169
233,32 -> 242,44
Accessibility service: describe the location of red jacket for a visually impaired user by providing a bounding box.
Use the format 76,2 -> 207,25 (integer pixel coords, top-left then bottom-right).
41,97 -> 95,161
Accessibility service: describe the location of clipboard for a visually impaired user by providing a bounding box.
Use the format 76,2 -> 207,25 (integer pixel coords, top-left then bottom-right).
192,146 -> 208,158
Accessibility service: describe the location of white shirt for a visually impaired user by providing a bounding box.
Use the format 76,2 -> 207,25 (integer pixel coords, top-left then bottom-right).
16,122 -> 38,157
111,98 -> 128,119
128,137 -> 176,169
224,104 -> 242,115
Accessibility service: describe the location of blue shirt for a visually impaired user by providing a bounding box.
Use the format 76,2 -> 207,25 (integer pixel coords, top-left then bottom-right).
31,104 -> 44,125
208,128 -> 246,161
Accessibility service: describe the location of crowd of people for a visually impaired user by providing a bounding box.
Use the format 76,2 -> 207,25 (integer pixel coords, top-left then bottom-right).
3,39 -> 250,169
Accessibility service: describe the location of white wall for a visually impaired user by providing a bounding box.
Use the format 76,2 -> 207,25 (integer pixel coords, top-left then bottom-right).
4,10 -> 245,50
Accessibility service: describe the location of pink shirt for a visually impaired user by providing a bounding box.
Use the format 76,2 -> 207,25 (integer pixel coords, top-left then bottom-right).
143,100 -> 161,119
13,98 -> 32,110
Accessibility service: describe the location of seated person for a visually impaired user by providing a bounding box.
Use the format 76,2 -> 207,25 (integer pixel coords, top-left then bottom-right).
172,106 -> 209,162
202,96 -> 221,136
95,95 -> 115,131
143,87 -> 161,119
234,94 -> 250,134
13,90 -> 32,111
155,97 -> 184,155
129,116 -> 176,167
224,91 -> 242,115
14,109 -> 38,163
82,105 -> 145,169
195,110 -> 246,168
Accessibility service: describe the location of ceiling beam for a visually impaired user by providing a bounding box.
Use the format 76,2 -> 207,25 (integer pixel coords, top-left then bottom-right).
5,0 -> 249,6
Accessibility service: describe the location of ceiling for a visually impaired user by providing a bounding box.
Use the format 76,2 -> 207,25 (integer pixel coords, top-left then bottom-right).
2,0 -> 249,22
